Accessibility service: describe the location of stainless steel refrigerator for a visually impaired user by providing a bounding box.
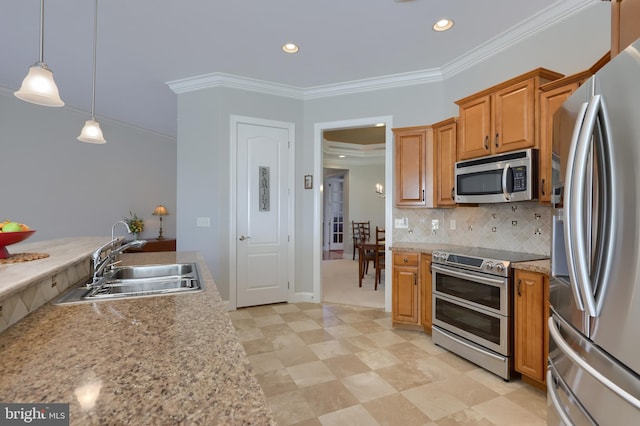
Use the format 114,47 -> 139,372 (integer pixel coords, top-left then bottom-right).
549,38 -> 640,424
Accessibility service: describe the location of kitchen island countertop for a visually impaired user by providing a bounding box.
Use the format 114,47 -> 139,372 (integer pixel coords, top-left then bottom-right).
0,250 -> 275,425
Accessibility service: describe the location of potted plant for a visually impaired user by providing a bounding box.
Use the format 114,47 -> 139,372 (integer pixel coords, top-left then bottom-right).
125,211 -> 144,239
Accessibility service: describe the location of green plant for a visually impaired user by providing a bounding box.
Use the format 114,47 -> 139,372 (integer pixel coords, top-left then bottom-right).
125,211 -> 144,234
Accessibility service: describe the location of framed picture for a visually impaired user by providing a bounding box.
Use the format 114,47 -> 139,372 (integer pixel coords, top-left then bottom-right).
304,175 -> 313,189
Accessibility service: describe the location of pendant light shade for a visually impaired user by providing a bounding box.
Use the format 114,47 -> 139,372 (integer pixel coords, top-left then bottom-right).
78,119 -> 106,144
14,0 -> 64,107
78,0 -> 106,144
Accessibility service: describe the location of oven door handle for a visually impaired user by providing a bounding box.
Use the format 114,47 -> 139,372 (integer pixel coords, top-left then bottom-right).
431,264 -> 506,287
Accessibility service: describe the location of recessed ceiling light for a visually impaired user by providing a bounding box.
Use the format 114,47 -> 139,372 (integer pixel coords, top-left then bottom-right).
375,123 -> 385,127
338,155 -> 346,158
282,43 -> 299,54
433,18 -> 454,32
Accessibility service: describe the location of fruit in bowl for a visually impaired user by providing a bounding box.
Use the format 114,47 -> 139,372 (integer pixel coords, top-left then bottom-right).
0,220 -> 36,259
0,221 -> 28,232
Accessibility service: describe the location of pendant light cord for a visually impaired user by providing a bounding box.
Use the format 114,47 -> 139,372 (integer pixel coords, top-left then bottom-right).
39,0 -> 45,63
90,0 -> 98,120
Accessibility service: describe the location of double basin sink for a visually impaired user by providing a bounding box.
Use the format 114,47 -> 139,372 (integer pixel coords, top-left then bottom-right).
54,263 -> 202,305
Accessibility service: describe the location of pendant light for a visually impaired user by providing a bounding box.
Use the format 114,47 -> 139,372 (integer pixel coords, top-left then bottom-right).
14,0 -> 64,107
78,0 -> 106,144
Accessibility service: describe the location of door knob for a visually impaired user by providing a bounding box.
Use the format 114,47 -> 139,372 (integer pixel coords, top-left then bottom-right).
238,235 -> 251,241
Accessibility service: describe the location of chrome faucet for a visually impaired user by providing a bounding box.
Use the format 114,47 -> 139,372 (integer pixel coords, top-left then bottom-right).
111,220 -> 131,250
90,239 -> 147,284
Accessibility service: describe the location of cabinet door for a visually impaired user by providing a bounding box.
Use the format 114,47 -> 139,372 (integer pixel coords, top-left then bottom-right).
514,269 -> 546,382
539,82 -> 579,203
612,0 -> 640,57
392,253 -> 419,324
494,79 -> 536,154
457,95 -> 491,160
394,127 -> 428,207
434,118 -> 457,207
420,255 -> 432,333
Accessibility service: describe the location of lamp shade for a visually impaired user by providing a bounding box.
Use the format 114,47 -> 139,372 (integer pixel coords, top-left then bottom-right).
77,119 -> 106,144
152,205 -> 168,216
14,63 -> 64,107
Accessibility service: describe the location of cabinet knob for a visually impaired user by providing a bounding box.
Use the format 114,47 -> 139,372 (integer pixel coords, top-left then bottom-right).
403,257 -> 408,263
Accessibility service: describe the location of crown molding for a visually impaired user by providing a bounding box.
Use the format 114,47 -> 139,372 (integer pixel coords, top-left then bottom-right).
166,0 -> 597,99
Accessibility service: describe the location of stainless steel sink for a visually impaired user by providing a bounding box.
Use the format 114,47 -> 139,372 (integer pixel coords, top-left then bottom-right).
54,263 -> 203,305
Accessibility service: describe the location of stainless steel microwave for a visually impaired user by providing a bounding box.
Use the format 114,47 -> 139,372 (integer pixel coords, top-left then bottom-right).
454,148 -> 538,203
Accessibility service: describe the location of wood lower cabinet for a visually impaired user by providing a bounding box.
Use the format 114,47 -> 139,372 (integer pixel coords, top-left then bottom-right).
392,252 -> 421,329
612,0 -> 640,57
420,254 -> 432,333
514,269 -> 548,387
456,68 -> 563,161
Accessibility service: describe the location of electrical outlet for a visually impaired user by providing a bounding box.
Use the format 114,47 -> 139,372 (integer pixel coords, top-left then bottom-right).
431,219 -> 439,230
450,219 -> 456,230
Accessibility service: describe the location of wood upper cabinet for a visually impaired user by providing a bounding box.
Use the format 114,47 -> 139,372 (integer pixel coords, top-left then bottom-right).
612,0 -> 640,57
392,252 -> 421,329
393,126 -> 432,207
514,269 -> 548,385
433,118 -> 458,207
456,68 -> 563,161
420,254 -> 432,334
393,123 -> 455,208
538,54 -> 609,203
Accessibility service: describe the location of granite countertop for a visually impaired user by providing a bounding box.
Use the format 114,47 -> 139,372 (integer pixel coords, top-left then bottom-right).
0,249 -> 275,425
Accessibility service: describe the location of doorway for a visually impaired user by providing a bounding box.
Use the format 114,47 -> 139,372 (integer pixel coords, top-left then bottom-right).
313,116 -> 393,311
323,170 -> 347,260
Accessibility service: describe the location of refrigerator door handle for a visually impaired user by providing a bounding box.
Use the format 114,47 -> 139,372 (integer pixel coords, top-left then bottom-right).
567,95 -> 614,318
563,101 -> 589,312
549,315 -> 640,410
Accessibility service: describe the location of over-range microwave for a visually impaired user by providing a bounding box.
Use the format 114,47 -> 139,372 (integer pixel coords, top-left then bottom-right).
454,148 -> 538,203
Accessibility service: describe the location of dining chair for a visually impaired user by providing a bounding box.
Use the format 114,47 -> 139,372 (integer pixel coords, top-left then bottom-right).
351,220 -> 370,260
358,230 -> 376,287
374,226 -> 385,290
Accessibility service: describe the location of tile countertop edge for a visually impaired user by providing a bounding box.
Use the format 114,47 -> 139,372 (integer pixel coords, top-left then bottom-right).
0,249 -> 276,425
0,237 -> 114,299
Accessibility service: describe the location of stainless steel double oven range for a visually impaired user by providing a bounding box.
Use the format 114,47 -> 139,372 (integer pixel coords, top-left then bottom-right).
431,247 -> 547,380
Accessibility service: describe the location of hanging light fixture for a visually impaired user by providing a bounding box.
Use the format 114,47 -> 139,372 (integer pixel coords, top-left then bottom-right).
78,0 -> 106,144
14,0 -> 64,107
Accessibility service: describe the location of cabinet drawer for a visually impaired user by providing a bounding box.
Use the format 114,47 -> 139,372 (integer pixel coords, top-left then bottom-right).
393,253 -> 419,267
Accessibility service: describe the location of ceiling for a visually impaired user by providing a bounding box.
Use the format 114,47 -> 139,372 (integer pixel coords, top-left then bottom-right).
0,0 -> 598,138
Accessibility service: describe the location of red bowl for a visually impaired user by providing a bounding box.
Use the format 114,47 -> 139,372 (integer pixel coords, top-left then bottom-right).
0,230 -> 36,259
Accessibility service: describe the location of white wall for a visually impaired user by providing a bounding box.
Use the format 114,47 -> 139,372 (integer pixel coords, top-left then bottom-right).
0,89 -> 176,243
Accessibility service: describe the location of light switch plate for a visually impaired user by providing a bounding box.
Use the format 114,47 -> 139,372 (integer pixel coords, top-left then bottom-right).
394,218 -> 409,229
196,217 -> 211,227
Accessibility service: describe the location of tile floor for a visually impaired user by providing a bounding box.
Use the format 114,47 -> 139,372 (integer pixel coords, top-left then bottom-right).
230,302 -> 547,426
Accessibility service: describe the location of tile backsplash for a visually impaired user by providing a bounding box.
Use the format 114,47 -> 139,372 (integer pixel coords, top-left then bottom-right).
393,202 -> 551,255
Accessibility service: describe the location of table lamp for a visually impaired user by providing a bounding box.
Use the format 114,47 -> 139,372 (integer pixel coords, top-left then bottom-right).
152,205 -> 169,240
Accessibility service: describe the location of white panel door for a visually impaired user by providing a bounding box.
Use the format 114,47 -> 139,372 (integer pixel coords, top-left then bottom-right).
237,122 -> 290,307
